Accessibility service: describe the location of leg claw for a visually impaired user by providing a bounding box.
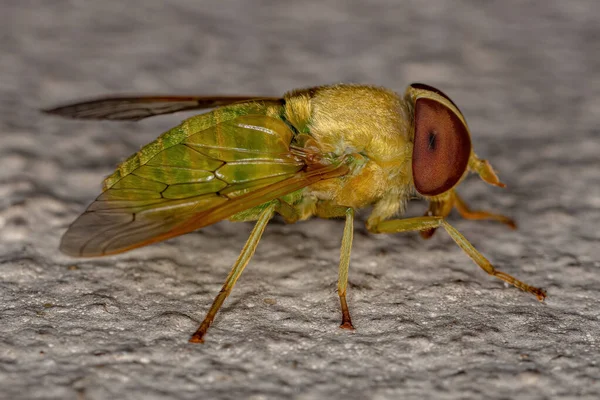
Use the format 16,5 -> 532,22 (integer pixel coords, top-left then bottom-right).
340,321 -> 355,331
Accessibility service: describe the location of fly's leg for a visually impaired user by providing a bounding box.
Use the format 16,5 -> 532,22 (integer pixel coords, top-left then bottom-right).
420,194 -> 454,239
421,191 -> 515,239
189,203 -> 276,343
368,216 -> 546,301
315,203 -> 357,330
338,208 -> 355,330
453,193 -> 516,229
277,200 -> 356,329
441,220 -> 544,298
275,199 -> 301,224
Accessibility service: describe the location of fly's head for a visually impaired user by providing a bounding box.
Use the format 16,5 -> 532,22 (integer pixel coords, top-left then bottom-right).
405,83 -> 505,201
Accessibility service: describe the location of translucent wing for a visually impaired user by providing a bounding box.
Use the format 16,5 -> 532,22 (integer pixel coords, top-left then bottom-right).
60,113 -> 347,257
43,95 -> 281,121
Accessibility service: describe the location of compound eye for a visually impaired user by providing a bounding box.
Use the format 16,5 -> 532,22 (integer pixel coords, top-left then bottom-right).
412,97 -> 471,196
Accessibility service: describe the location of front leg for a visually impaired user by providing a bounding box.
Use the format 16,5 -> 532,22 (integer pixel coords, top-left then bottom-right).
420,191 -> 516,239
367,216 -> 546,301
453,192 -> 516,229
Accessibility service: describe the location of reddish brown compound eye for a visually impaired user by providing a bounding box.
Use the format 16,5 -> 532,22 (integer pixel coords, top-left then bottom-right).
412,97 -> 472,196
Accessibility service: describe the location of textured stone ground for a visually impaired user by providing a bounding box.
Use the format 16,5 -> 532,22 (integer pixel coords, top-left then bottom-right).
1,1 -> 599,399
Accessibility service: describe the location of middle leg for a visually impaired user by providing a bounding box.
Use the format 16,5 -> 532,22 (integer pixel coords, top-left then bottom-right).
315,203 -> 357,330
276,200 -> 357,329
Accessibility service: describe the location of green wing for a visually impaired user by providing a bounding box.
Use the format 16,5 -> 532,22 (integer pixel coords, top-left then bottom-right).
60,107 -> 347,257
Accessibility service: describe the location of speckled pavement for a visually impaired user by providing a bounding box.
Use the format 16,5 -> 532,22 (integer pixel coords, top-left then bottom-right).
1,1 -> 599,399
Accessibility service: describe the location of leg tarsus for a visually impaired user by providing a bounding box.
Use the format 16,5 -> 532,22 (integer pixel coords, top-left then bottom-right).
339,293 -> 355,330
189,289 -> 230,343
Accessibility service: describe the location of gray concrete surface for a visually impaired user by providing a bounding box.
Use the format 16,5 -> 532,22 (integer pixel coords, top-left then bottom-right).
1,1 -> 599,399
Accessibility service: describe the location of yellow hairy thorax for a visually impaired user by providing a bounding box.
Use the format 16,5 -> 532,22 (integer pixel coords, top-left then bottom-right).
284,84 -> 414,211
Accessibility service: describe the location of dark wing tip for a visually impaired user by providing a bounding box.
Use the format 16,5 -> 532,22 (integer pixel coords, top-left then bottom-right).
41,105 -> 76,118
41,99 -> 150,121
41,96 -> 282,121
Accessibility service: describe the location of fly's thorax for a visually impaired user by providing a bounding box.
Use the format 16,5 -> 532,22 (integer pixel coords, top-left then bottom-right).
283,88 -> 314,134
284,84 -> 412,160
284,84 -> 415,211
